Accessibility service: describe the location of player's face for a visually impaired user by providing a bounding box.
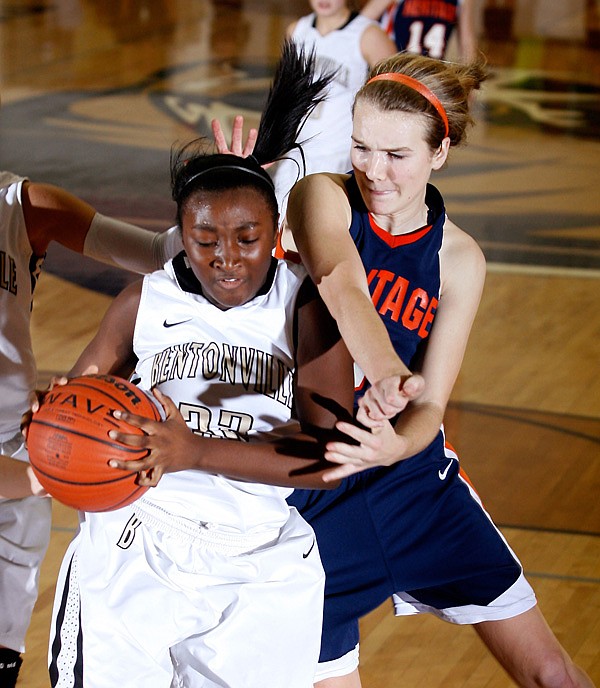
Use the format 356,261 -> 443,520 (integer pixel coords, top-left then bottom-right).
181,187 -> 277,310
351,99 -> 449,226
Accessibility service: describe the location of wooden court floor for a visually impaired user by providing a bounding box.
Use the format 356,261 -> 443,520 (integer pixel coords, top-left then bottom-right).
0,0 -> 598,685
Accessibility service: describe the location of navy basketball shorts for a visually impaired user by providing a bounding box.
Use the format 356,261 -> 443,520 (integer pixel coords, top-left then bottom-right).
288,431 -> 536,668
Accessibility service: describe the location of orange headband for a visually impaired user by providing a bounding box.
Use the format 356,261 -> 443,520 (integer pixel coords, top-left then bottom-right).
366,72 -> 449,138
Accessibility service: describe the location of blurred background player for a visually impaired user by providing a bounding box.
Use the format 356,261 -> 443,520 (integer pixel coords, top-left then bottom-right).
268,0 -> 396,220
360,0 -> 477,61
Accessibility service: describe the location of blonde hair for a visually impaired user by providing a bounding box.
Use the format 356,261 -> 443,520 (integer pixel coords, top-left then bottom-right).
355,52 -> 488,150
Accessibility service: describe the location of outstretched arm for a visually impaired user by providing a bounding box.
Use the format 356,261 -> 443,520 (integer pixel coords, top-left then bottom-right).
287,173 -> 424,417
21,180 -> 182,273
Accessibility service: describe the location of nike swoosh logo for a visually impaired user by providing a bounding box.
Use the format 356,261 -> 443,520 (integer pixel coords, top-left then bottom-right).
303,538 -> 316,559
163,318 -> 192,328
438,460 -> 454,480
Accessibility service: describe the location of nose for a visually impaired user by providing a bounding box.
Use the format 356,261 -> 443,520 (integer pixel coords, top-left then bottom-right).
213,239 -> 241,270
365,151 -> 387,181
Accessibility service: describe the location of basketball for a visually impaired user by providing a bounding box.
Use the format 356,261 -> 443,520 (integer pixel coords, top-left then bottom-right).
27,374 -> 161,512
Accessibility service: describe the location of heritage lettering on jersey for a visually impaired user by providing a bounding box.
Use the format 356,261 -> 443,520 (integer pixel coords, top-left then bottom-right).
367,268 -> 438,338
150,341 -> 294,407
0,250 -> 17,295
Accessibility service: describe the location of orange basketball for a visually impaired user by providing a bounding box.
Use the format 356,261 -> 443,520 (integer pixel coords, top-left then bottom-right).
27,374 -> 161,512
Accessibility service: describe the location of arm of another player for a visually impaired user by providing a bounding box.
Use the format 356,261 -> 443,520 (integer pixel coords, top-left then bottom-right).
322,220 -> 486,479
107,280 -> 356,489
287,173 -> 423,414
0,454 -> 47,498
457,0 -> 478,62
21,180 -> 182,273
360,22 -> 397,68
360,0 -> 392,21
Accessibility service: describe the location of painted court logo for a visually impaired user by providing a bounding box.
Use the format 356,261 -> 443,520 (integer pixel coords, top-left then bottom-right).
1,60 -> 599,273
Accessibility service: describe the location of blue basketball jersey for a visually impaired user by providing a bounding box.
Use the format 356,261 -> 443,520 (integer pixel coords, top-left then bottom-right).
289,175 -> 533,668
346,174 -> 444,401
381,0 -> 461,59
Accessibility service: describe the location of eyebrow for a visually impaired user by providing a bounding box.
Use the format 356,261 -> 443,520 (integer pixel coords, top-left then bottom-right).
351,136 -> 412,153
191,222 -> 260,232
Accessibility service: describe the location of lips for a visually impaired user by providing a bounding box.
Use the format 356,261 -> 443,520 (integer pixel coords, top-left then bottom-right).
216,276 -> 243,290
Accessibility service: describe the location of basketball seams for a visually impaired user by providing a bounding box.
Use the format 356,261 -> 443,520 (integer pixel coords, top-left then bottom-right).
28,418 -> 151,457
30,462 -> 136,487
26,374 -> 158,512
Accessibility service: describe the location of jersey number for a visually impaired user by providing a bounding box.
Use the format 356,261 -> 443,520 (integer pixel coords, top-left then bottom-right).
179,402 -> 254,441
406,21 -> 447,59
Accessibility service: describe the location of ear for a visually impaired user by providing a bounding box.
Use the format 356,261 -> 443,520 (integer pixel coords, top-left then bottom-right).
431,136 -> 450,170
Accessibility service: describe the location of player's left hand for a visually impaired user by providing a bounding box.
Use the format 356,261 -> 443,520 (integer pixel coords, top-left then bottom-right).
321,418 -> 409,481
108,388 -> 198,486
22,365 -> 99,438
212,115 -> 257,158
356,372 -> 424,426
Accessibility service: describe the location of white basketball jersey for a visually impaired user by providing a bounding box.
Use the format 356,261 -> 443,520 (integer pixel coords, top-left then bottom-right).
0,172 -> 44,440
271,13 -> 376,216
133,253 -> 308,532
292,12 -> 374,146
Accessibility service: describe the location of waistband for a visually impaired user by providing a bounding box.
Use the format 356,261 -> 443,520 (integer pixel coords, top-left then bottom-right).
133,499 -> 282,556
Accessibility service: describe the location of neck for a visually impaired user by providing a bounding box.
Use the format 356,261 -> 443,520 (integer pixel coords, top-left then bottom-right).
371,193 -> 429,236
315,8 -> 351,35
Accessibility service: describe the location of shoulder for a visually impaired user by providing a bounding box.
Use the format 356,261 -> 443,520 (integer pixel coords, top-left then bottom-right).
440,217 -> 486,290
289,14 -> 312,37
292,171 -> 349,199
0,171 -> 26,190
352,13 -> 378,32
359,21 -> 397,66
115,279 -> 144,307
288,173 -> 352,229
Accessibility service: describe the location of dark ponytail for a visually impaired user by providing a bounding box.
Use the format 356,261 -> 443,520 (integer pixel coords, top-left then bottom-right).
170,39 -> 336,225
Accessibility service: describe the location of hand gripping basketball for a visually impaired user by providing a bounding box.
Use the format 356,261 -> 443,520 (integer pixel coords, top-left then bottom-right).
26,374 -> 161,512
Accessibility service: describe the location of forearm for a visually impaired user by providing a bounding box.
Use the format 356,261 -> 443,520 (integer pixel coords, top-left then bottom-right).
179,432 -> 341,490
83,215 -> 183,274
320,280 -> 412,382
392,400 -> 444,460
0,455 -> 45,498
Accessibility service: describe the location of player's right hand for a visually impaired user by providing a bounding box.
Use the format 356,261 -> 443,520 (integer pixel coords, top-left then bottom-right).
212,115 -> 257,158
107,388 -> 198,486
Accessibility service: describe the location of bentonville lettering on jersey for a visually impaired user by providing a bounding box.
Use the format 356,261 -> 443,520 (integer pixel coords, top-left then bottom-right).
0,250 -> 17,295
150,341 -> 293,408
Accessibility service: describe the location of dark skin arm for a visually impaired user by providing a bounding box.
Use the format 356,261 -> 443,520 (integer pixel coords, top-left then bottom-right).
21,181 -> 96,256
71,277 -> 355,489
